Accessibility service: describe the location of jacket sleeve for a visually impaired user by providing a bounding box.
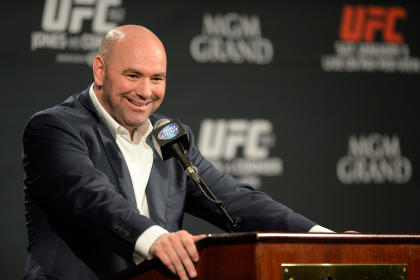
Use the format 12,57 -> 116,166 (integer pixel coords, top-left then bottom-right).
182,124 -> 316,232
22,111 -> 156,262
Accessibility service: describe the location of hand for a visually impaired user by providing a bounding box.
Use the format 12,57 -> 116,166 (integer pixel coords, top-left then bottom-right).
149,230 -> 206,280
344,230 -> 360,233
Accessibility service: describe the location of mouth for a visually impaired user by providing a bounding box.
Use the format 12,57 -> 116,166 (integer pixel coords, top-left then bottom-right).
126,97 -> 152,108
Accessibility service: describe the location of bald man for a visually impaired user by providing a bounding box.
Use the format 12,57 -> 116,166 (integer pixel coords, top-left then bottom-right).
22,25 -> 328,280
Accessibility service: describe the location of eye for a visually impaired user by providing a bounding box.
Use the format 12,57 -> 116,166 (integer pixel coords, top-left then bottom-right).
126,74 -> 138,79
152,76 -> 165,82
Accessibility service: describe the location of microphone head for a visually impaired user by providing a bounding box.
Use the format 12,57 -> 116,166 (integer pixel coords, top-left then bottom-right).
152,119 -> 190,160
154,118 -> 171,130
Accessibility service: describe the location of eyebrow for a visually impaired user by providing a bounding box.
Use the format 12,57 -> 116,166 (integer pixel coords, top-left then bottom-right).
122,68 -> 166,78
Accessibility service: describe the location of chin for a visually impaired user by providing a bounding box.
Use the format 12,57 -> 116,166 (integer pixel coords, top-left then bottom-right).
131,118 -> 148,127
125,114 -> 149,126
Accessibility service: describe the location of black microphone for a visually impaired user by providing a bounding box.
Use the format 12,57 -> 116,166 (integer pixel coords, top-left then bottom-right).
152,118 -> 241,232
152,119 -> 200,184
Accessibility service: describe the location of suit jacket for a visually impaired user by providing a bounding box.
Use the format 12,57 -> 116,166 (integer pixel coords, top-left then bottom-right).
22,88 -> 315,279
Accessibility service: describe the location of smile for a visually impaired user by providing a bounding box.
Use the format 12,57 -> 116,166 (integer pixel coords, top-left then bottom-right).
126,97 -> 151,107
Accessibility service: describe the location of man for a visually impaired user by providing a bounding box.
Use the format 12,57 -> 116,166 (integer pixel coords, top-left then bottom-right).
22,25 -> 331,280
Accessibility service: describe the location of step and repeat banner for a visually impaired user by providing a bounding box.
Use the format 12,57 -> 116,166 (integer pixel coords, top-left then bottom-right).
1,1 -> 419,278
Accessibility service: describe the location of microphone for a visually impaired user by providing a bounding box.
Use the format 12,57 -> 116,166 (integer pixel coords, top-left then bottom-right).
152,118 -> 242,232
152,119 -> 200,184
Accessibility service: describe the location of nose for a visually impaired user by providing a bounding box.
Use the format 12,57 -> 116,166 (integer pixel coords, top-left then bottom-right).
135,77 -> 152,100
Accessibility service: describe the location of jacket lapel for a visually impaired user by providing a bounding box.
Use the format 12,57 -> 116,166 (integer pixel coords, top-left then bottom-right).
78,88 -> 137,205
145,136 -> 169,228
96,125 -> 137,205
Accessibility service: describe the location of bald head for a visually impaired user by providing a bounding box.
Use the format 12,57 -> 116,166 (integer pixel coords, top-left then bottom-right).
92,25 -> 167,136
98,25 -> 165,61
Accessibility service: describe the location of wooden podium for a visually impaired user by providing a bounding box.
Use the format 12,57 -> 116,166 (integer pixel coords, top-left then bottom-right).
108,232 -> 420,280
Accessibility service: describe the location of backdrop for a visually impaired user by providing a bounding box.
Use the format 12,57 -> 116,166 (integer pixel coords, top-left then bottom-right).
1,1 -> 419,278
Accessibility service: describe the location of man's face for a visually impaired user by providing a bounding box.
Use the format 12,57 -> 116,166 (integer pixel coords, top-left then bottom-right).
97,37 -> 166,132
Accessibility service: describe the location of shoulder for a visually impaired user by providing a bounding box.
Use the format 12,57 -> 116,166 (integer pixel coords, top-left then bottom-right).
25,88 -> 98,129
22,88 -> 100,143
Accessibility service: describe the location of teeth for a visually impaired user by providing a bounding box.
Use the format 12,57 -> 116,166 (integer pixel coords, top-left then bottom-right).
128,99 -> 143,106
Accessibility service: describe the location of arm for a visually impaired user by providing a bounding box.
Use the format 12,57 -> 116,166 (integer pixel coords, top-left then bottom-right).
182,124 -> 317,233
23,111 -> 156,262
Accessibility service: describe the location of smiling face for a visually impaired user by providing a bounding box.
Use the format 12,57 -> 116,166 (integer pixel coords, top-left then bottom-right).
93,26 -> 167,136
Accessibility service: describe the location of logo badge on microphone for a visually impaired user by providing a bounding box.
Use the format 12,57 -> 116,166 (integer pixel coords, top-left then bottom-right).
158,123 -> 180,140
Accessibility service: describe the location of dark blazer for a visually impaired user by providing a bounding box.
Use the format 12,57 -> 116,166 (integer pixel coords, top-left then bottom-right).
22,88 -> 315,279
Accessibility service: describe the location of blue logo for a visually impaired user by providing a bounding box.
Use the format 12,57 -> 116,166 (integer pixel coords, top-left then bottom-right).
158,123 -> 180,140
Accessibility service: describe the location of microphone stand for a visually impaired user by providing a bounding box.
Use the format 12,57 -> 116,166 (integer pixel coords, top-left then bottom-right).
173,145 -> 241,233
194,175 -> 242,233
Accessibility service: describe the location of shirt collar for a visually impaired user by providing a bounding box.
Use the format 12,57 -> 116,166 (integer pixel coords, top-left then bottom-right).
89,83 -> 152,143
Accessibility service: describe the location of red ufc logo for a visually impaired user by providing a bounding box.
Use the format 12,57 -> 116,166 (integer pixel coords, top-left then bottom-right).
339,5 -> 406,43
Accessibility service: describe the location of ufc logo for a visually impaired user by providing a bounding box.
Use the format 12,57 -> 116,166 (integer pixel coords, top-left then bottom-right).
41,0 -> 122,34
339,5 -> 406,43
198,119 -> 275,160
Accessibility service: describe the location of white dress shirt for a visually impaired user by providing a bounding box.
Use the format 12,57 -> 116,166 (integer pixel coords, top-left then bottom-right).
89,85 -> 167,263
309,225 -> 334,233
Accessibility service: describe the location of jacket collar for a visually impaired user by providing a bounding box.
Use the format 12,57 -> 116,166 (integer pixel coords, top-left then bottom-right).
77,86 -> 102,123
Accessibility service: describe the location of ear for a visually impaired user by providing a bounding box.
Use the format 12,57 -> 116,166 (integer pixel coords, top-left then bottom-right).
93,55 -> 105,87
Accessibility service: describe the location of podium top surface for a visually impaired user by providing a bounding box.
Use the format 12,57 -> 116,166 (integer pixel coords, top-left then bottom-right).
197,232 -> 420,248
